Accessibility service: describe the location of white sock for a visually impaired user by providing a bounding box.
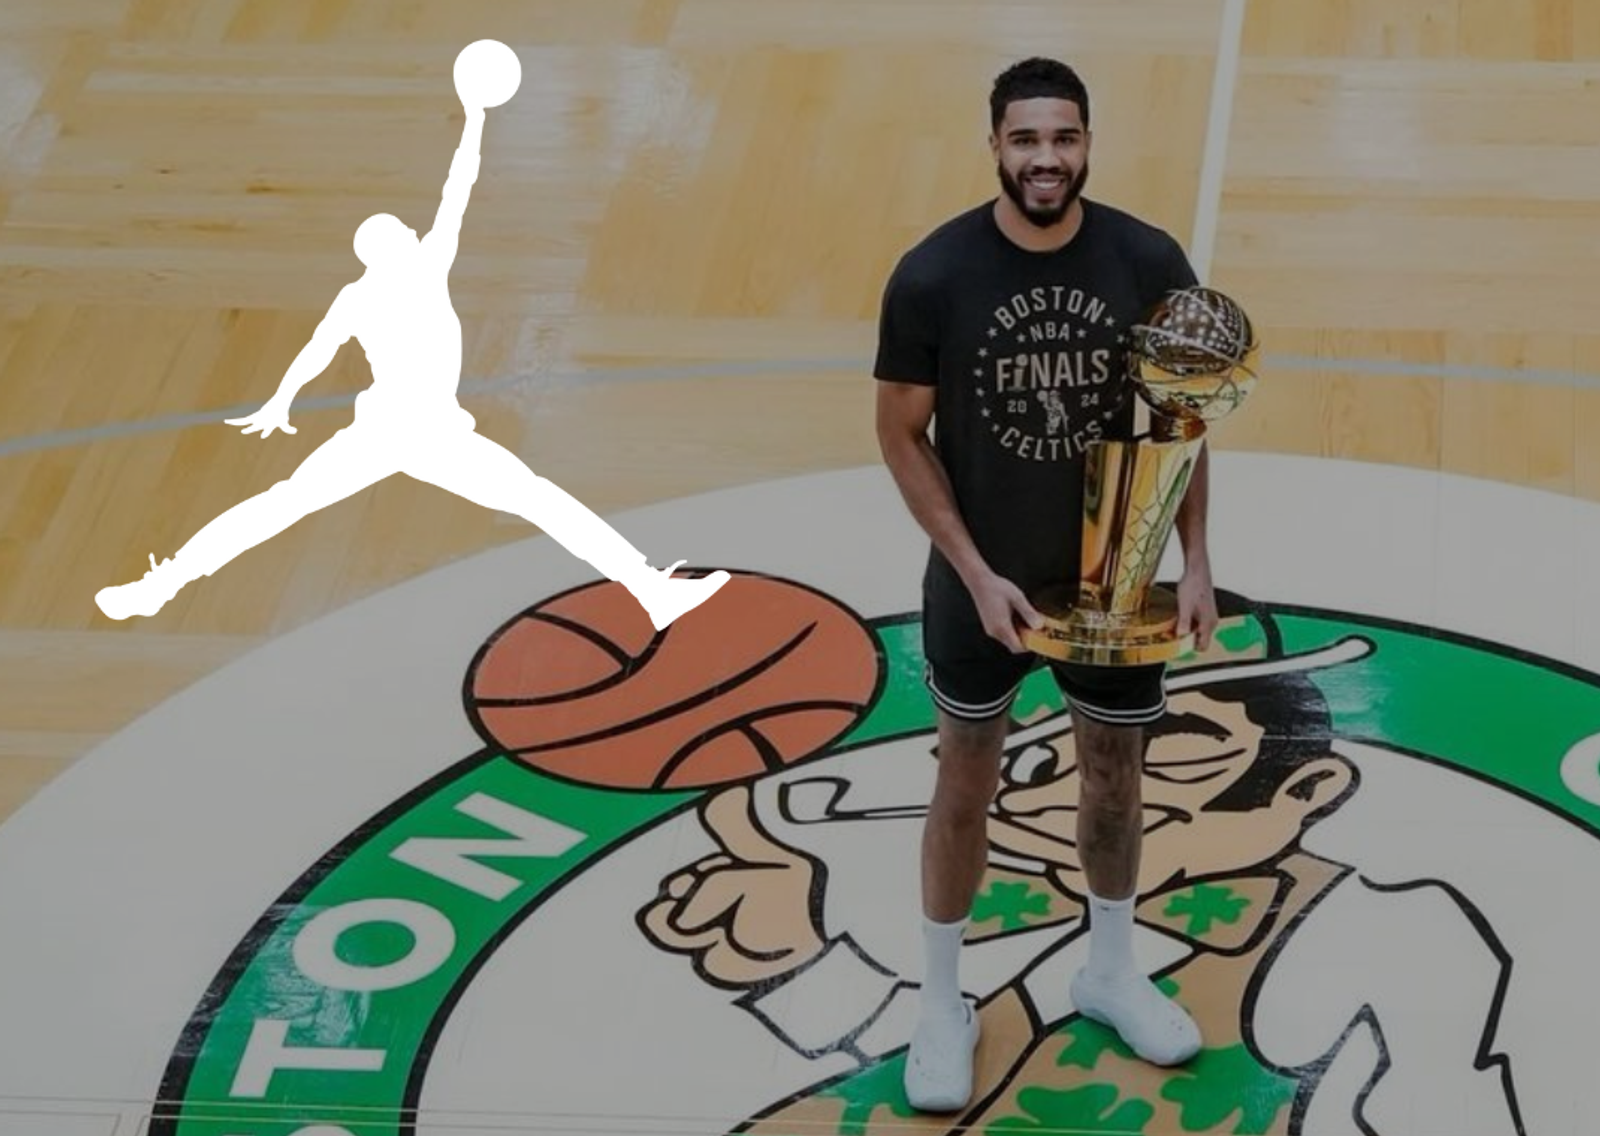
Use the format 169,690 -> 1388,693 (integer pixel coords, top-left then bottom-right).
1085,890 -> 1137,981
920,915 -> 968,1018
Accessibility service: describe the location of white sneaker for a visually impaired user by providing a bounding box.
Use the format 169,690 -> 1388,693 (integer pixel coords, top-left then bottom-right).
94,554 -> 190,620
628,560 -> 731,631
1069,967 -> 1201,1066
903,997 -> 979,1113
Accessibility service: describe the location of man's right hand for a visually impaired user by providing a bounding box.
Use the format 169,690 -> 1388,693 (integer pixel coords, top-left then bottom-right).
968,569 -> 1044,653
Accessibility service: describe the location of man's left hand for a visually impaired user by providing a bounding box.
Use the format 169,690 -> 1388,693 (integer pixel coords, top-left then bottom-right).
1176,560 -> 1218,653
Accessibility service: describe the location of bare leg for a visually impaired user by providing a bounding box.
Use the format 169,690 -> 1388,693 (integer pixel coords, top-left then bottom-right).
1068,708 -> 1201,1066
922,709 -> 1009,922
1073,710 -> 1144,900
96,426 -> 399,618
905,707 -> 1008,1113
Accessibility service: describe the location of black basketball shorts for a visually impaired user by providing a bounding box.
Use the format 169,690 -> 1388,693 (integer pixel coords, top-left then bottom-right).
921,582 -> 1168,726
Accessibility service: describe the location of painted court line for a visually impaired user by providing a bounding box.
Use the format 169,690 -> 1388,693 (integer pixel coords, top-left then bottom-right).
2,353 -> 1599,460
1190,0 -> 1247,283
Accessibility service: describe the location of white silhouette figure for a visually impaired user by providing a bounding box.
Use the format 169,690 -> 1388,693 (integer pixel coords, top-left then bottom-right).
1036,388 -> 1067,435
95,40 -> 729,629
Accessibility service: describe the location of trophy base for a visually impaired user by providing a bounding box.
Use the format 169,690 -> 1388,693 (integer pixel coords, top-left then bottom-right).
1021,585 -> 1195,666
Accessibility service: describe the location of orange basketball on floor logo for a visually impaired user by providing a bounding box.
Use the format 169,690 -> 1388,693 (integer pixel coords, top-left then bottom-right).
465,571 -> 884,790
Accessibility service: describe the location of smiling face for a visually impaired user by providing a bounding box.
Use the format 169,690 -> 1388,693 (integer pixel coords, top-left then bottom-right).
986,688 -> 1355,898
991,97 -> 1090,229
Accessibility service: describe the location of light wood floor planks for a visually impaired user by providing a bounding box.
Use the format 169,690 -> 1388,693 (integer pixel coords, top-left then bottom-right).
2,0 -> 1597,823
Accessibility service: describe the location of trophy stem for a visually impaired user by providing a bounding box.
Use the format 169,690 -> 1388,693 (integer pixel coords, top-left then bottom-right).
1080,425 -> 1204,613
1022,416 -> 1207,665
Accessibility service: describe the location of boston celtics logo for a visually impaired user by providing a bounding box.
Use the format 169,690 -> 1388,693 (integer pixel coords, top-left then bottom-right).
146,565 -> 1600,1136
983,287 -> 1126,462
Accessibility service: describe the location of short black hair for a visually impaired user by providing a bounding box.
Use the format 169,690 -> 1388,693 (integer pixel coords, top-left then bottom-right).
1143,587 -> 1353,816
1180,669 -> 1346,815
991,57 -> 1090,132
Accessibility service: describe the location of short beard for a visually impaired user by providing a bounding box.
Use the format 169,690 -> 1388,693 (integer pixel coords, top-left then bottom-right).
997,161 -> 1088,228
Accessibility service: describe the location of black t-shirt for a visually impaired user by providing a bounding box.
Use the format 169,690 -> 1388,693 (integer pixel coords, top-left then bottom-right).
874,197 -> 1198,601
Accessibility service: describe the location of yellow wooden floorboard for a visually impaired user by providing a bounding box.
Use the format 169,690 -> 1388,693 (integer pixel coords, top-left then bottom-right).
2,0 -> 1598,825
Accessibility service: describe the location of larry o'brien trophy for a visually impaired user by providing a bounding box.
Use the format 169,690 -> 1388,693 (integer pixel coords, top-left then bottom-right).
1021,286 -> 1260,665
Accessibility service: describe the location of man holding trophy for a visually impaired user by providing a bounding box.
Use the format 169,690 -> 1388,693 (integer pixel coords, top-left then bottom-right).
874,57 -> 1260,1112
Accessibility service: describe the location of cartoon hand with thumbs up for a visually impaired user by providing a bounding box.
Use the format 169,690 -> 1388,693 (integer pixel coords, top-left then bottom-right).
638,783 -> 827,988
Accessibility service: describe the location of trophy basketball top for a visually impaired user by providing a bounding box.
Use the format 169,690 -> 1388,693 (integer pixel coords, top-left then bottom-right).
1126,285 -> 1260,426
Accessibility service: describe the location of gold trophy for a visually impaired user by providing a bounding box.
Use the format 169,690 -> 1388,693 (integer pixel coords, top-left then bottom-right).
1021,285 -> 1261,666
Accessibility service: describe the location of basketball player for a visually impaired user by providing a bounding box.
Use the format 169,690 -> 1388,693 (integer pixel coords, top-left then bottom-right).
874,58 -> 1217,1111
95,43 -> 728,630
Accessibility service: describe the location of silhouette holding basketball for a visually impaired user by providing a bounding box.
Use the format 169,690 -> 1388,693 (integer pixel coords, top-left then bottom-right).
94,38 -> 727,631
466,572 -> 883,790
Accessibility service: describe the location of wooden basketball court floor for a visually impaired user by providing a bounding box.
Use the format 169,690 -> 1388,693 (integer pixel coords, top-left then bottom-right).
3,0 -> 1597,823
1,0 -> 1599,1133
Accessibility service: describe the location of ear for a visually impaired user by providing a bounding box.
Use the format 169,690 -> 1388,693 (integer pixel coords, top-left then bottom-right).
1273,755 -> 1354,817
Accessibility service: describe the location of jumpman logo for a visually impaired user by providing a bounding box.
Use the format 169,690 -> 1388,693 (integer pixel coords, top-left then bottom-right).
95,40 -> 729,630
